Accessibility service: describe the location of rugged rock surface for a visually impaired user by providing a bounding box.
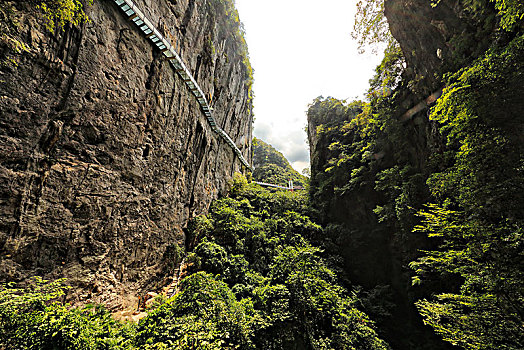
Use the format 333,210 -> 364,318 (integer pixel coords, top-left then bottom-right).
384,0 -> 497,94
0,0 -> 253,309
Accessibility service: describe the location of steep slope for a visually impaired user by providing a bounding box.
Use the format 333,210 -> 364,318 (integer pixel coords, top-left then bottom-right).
252,138 -> 307,187
308,1 -> 523,349
0,0 -> 253,309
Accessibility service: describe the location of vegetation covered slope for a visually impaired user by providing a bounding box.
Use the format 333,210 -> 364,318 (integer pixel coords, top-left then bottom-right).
307,1 -> 524,349
409,35 -> 524,350
252,138 -> 307,187
0,176 -> 388,349
2,1 -> 522,350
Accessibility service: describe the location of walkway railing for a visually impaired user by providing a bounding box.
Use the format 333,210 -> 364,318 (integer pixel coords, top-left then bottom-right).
253,181 -> 304,191
112,0 -> 253,170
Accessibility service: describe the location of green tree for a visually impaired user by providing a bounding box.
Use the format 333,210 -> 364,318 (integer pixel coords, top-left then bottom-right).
252,138 -> 308,188
352,0 -> 393,54
135,272 -> 255,350
182,175 -> 389,349
410,34 -> 524,350
0,278 -> 135,350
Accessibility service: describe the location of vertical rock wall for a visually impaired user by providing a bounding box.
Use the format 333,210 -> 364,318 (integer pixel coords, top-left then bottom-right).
307,2 -> 508,349
384,0 -> 498,94
0,0 -> 253,308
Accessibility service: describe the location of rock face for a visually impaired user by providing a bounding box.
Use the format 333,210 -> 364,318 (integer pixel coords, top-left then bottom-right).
384,0 -> 496,94
0,0 -> 253,308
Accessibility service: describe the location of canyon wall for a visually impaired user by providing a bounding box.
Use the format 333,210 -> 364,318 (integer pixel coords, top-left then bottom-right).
0,0 -> 253,309
307,1 -> 518,349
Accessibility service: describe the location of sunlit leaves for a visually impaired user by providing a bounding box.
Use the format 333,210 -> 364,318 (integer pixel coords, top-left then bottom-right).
39,0 -> 93,31
352,0 -> 393,54
135,272 -> 255,350
182,175 -> 388,349
411,34 -> 524,349
0,278 -> 134,350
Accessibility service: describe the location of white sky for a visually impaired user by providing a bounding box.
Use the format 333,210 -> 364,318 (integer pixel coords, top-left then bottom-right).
235,0 -> 384,173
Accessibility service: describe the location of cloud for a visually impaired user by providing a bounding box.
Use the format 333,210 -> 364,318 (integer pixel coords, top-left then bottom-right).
236,0 -> 385,172
287,146 -> 309,163
253,122 -> 273,141
282,130 -> 309,163
292,161 -> 309,174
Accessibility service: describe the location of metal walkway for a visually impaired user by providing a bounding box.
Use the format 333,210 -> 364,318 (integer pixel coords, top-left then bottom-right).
112,0 -> 252,170
253,181 -> 304,191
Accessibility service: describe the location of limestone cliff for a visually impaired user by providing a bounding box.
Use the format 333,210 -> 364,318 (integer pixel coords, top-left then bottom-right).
0,0 -> 253,309
384,0 -> 501,95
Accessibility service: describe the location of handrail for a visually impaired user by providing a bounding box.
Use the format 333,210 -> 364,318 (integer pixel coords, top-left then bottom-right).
253,181 -> 289,190
252,181 -> 304,191
112,0 -> 253,170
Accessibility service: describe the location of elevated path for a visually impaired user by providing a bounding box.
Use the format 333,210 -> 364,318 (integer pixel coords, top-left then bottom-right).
112,0 -> 252,170
253,181 -> 304,191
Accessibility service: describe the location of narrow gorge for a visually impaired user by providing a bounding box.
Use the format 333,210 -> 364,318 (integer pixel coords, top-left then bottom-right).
0,0 -> 522,349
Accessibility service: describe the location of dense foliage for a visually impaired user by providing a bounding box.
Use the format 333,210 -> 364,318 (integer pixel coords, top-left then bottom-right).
169,175 -> 388,349
410,34 -> 524,350
2,1 -> 522,349
307,93 -> 419,233
308,98 -> 371,217
0,278 -> 134,350
306,92 -> 433,350
306,2 -> 524,349
0,177 -> 388,349
252,138 -> 308,187
38,0 -> 92,31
